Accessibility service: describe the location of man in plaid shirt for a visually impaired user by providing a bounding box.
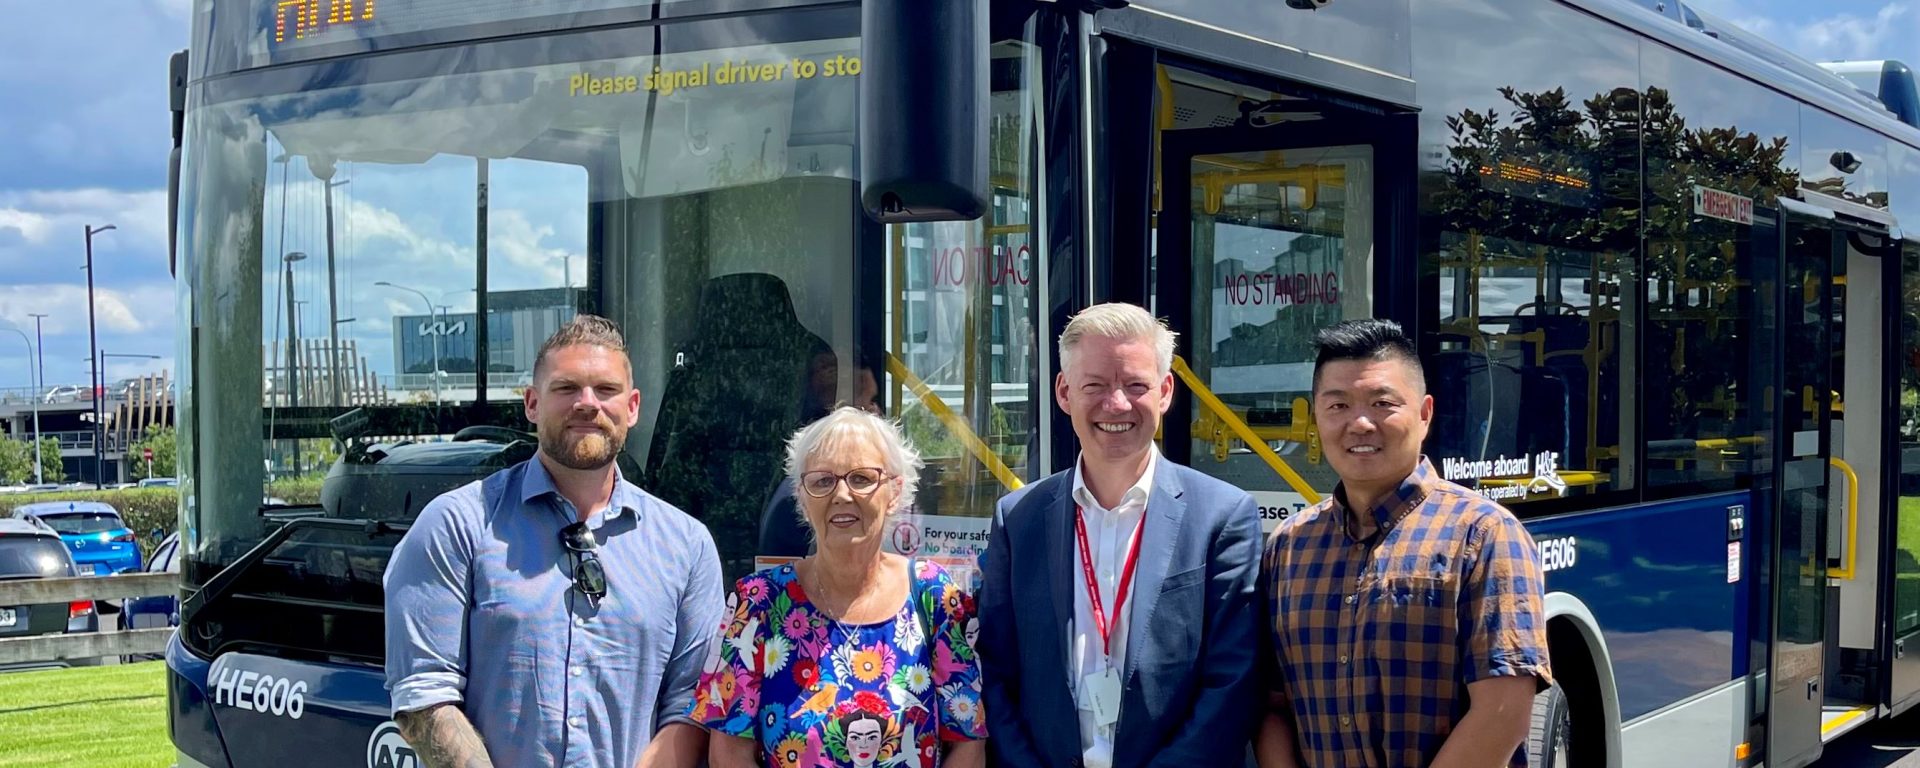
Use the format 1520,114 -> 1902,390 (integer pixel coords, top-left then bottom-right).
1257,319 -> 1551,768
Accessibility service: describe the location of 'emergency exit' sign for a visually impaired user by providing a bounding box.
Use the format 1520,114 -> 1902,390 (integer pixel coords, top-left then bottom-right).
1694,185 -> 1753,225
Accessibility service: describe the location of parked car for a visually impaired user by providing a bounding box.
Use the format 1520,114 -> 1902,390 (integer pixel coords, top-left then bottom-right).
0,518 -> 99,670
10,501 -> 144,578
136,477 -> 178,488
118,531 -> 180,661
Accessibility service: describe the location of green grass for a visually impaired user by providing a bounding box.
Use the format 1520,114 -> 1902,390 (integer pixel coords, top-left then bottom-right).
1896,498 -> 1920,634
0,662 -> 170,768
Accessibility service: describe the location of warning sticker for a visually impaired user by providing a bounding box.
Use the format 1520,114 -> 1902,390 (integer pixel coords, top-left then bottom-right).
756,514 -> 991,590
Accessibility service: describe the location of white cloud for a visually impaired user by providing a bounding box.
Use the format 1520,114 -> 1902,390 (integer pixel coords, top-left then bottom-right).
0,282 -> 171,335
1791,3 -> 1910,61
0,188 -> 170,270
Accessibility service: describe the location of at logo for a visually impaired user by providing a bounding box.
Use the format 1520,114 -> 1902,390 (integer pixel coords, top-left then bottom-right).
366,720 -> 418,768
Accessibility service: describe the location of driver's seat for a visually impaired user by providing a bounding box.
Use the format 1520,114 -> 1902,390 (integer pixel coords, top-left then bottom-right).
645,273 -> 827,576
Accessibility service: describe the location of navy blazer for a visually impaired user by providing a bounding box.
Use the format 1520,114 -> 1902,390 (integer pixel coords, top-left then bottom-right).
978,461 -> 1264,768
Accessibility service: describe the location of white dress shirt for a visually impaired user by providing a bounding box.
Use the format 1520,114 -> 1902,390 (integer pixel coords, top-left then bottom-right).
1068,446 -> 1159,768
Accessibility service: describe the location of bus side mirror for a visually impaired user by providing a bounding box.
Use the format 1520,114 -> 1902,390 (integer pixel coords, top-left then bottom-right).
168,49 -> 188,278
859,0 -> 989,223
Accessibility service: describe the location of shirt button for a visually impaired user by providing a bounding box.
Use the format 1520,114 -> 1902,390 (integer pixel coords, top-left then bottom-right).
570,666 -> 584,677
569,716 -> 583,728
1339,655 -> 1349,665
1341,715 -> 1352,726
575,616 -> 587,626
1345,594 -> 1357,605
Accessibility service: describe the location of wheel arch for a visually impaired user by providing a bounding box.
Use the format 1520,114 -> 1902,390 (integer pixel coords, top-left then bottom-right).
1544,590 -> 1623,768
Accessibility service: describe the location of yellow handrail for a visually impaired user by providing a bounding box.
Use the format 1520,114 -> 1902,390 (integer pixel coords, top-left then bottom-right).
884,353 -> 1024,492
1828,455 -> 1860,580
1170,356 -> 1322,504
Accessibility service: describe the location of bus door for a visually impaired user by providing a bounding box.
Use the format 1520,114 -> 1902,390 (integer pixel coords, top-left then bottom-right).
1822,204 -> 1899,740
1148,61 -> 1414,527
1767,200 -> 1840,768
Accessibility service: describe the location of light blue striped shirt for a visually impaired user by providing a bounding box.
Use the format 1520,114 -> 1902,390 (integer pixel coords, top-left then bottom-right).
384,457 -> 724,767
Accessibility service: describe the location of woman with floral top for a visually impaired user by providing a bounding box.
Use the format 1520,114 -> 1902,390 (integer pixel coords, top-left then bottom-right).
692,406 -> 988,768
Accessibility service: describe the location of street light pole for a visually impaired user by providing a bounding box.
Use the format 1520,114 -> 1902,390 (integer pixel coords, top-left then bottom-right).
324,178 -> 348,408
284,252 -> 307,475
1,328 -> 40,484
27,314 -> 46,484
84,223 -> 116,489
376,281 -> 439,403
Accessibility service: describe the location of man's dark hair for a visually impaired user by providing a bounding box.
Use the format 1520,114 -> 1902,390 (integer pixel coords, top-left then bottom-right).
1311,318 -> 1423,394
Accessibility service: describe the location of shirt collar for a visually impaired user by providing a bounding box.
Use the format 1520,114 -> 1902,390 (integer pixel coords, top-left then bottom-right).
518,456 -> 644,523
1071,444 -> 1159,513
1332,455 -> 1440,542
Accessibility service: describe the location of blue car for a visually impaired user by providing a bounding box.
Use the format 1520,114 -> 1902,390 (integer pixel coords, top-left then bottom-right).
119,531 -> 180,661
11,501 -> 143,577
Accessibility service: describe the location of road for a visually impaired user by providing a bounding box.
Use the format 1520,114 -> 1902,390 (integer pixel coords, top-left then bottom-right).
1811,706 -> 1920,768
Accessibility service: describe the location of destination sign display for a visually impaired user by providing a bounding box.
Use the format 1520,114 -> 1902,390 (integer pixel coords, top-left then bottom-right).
260,0 -> 683,51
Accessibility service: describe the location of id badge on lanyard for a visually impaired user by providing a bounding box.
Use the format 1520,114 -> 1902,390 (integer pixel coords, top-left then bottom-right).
1075,505 -> 1143,728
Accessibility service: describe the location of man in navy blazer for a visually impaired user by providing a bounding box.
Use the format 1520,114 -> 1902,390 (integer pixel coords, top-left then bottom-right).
979,302 -> 1264,768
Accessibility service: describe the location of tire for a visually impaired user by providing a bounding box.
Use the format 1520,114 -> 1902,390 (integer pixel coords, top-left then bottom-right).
1528,682 -> 1572,768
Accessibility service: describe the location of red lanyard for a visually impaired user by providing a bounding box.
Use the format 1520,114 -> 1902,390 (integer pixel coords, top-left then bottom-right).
1074,504 -> 1146,658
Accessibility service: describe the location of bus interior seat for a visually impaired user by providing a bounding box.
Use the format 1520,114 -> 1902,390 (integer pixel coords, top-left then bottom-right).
644,272 -> 827,574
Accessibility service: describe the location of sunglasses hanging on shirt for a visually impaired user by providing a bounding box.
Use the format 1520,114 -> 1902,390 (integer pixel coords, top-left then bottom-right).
559,521 -> 609,607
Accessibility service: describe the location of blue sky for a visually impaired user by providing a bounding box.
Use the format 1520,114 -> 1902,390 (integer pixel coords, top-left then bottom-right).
0,0 -> 1915,389
0,0 -> 187,389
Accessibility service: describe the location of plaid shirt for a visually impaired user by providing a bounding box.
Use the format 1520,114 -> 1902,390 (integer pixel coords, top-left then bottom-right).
1262,457 -> 1552,768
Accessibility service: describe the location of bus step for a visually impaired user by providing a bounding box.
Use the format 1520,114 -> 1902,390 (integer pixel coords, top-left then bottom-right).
1819,703 -> 1876,743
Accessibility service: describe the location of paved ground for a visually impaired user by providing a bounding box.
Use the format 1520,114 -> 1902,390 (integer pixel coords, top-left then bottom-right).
1812,706 -> 1920,768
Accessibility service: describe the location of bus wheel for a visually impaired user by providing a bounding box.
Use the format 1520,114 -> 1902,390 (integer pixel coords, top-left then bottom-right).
1529,682 -> 1572,768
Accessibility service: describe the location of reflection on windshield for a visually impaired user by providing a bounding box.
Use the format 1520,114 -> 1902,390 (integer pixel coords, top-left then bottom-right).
180,28 -> 863,581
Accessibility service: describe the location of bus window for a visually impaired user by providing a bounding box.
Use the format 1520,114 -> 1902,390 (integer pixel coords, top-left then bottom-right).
1426,86 -> 1640,509
1639,48 -> 1799,493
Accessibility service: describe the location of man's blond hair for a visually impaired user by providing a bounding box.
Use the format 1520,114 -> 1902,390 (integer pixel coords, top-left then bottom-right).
1057,302 -> 1178,376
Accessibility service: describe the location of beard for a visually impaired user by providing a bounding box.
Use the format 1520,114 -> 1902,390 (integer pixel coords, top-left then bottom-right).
540,418 -> 628,470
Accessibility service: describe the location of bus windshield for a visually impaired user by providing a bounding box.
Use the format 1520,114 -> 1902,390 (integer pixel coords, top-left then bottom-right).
177,12 -> 865,585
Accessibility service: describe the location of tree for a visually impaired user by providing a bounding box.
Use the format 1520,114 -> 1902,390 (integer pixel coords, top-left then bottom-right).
129,426 -> 178,480
0,437 -> 63,485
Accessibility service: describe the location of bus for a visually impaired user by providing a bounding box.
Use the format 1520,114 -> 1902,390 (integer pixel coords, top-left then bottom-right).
162,0 -> 1920,766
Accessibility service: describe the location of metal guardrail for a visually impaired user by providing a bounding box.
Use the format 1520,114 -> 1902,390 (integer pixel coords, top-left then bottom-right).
0,572 -> 179,665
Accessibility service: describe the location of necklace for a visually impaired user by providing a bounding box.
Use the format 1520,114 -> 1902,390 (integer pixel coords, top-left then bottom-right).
799,563 -> 865,641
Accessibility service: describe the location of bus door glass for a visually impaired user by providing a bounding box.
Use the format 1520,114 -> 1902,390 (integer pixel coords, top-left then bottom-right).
1769,204 -> 1838,767
1152,63 -> 1400,531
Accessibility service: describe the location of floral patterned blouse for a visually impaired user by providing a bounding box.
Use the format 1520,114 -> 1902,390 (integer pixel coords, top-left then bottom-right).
689,559 -> 988,768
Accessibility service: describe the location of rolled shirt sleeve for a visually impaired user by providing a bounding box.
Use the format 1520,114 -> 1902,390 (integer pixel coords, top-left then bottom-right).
384,496 -> 477,715
1460,513 -> 1553,690
656,527 -> 725,731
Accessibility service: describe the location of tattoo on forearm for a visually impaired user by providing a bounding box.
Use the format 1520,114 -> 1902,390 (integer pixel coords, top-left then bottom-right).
396,705 -> 495,768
